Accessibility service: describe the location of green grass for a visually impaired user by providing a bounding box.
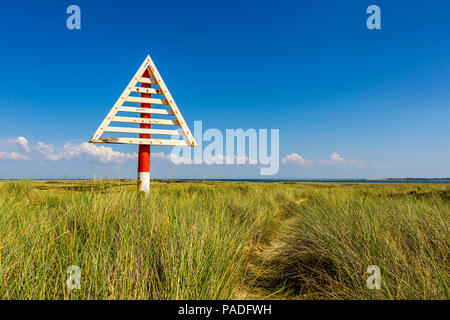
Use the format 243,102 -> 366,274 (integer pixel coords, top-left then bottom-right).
0,180 -> 448,299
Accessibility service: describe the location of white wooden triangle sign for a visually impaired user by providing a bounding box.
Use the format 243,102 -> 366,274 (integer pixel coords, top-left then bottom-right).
90,55 -> 197,147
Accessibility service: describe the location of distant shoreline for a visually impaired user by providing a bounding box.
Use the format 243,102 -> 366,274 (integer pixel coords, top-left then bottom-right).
1,178 -> 449,184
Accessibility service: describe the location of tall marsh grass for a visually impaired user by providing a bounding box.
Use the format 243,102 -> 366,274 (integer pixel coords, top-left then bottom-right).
0,180 -> 448,299
0,180 -> 283,299
249,184 -> 449,299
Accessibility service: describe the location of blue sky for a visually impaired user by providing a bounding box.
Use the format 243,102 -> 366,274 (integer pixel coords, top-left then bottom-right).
0,0 -> 449,179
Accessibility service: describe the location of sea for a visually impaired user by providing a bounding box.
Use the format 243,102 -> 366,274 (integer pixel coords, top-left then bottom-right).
180,179 -> 450,184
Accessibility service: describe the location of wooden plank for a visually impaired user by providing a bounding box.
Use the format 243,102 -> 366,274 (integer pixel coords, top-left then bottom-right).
125,96 -> 168,105
139,77 -> 156,84
91,137 -> 189,146
131,87 -> 163,95
112,116 -> 178,126
145,55 -> 197,146
119,106 -> 173,115
105,126 -> 184,136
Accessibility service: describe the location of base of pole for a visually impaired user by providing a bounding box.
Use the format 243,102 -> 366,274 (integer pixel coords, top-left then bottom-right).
138,172 -> 150,193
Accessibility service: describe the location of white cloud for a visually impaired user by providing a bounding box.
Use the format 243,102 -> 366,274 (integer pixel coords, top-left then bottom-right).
316,152 -> 363,166
11,137 -> 30,152
144,151 -> 193,164
5,136 -> 369,172
38,142 -> 137,164
150,152 -> 171,160
37,142 -> 57,160
37,142 -> 177,164
330,152 -> 346,164
64,142 -> 137,163
0,151 -> 28,160
203,154 -> 252,165
168,153 -> 255,165
0,137 -> 30,160
170,153 -> 194,164
282,153 -> 314,166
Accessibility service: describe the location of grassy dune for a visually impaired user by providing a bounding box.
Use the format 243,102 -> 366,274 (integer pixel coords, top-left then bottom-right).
0,180 -> 448,299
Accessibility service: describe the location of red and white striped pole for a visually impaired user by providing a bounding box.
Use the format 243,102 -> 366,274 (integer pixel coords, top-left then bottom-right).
137,69 -> 151,193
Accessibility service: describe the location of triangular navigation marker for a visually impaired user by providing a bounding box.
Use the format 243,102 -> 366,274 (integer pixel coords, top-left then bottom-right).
90,54 -> 197,147
89,54 -> 197,193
